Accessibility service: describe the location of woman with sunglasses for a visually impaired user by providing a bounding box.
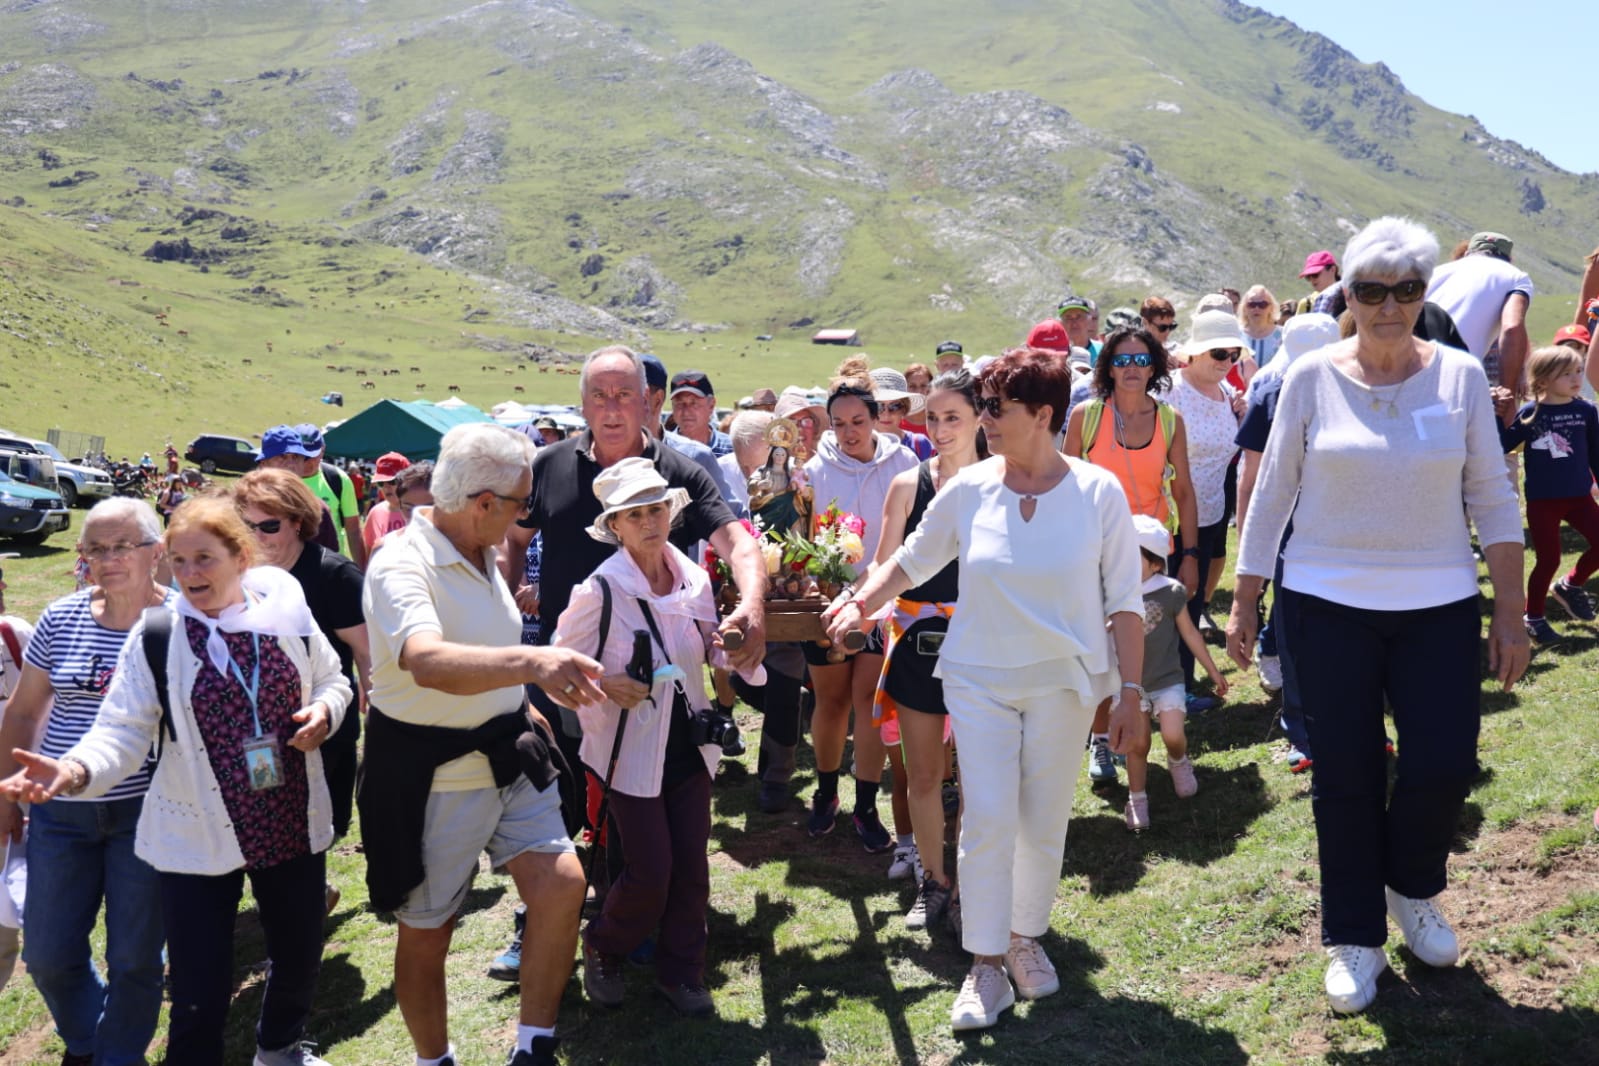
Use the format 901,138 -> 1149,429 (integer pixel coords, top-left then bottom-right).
1227,216 -> 1527,1015
0,498 -> 173,1066
3,496 -> 352,1065
235,468 -> 372,909
825,346 -> 1145,1031
802,358 -> 918,849
1063,326 -> 1199,787
1238,284 -> 1281,381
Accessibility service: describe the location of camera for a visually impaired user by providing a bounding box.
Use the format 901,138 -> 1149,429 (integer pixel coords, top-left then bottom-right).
689,707 -> 744,756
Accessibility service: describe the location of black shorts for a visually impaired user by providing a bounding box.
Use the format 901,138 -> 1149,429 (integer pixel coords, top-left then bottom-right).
802,624 -> 885,667
882,616 -> 949,715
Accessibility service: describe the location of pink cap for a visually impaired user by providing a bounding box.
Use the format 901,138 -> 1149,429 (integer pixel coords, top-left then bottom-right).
1299,250 -> 1337,277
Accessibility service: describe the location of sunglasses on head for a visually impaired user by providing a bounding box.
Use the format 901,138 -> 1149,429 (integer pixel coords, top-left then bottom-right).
242,517 -> 284,535
1349,279 -> 1427,306
975,395 -> 1008,417
1110,351 -> 1153,369
1207,348 -> 1242,362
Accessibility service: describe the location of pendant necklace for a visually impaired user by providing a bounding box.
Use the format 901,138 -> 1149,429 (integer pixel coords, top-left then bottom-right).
1367,372 -> 1411,418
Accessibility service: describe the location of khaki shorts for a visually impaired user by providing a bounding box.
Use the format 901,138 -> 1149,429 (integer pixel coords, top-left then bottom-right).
396,775 -> 574,929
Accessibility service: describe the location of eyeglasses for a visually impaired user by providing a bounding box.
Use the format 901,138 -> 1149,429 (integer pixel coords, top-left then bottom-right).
1245,300 -> 1271,310
1349,279 -> 1427,306
1148,322 -> 1176,333
80,540 -> 156,561
241,517 -> 284,535
476,490 -> 531,514
975,396 -> 1008,417
1207,348 -> 1242,362
1110,352 -> 1154,368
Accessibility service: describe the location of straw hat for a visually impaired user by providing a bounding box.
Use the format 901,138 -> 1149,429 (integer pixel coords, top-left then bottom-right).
773,385 -> 826,423
585,457 -> 691,545
867,367 -> 926,415
1176,310 -> 1255,357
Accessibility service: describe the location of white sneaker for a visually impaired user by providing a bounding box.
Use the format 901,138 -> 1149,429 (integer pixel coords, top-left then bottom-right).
1004,935 -> 1060,999
1385,888 -> 1460,967
950,962 -> 1015,1031
1324,944 -> 1387,1014
887,841 -> 920,881
1258,654 -> 1283,693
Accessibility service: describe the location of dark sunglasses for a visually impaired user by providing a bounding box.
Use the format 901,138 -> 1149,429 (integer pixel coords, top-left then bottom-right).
975,395 -> 1008,417
1110,352 -> 1154,368
1245,300 -> 1271,310
1149,322 -> 1176,333
1207,348 -> 1242,362
1349,279 -> 1427,306
242,517 -> 284,535
883,401 -> 909,415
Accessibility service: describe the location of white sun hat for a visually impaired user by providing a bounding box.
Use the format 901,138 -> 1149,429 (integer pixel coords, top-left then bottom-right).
867,367 -> 926,415
1176,310 -> 1256,357
586,456 -> 691,545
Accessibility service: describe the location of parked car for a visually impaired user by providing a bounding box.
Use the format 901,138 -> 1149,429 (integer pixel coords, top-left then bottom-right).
184,433 -> 259,474
0,436 -> 114,507
0,467 -> 70,544
0,449 -> 58,492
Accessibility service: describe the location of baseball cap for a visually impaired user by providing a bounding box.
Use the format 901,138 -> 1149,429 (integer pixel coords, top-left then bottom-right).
533,415 -> 559,430
1299,250 -> 1338,277
1132,514 -> 1171,560
638,353 -> 668,391
373,451 -> 411,482
1057,294 -> 1093,315
1554,323 -> 1592,349
1026,319 -> 1072,352
258,425 -> 319,462
293,423 -> 325,453
935,340 -> 963,356
1468,231 -> 1514,259
670,369 -> 714,399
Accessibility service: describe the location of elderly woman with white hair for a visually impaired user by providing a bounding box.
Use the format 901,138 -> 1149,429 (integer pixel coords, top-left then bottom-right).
1238,283 -> 1282,374
1227,217 -> 1527,1014
720,409 -> 774,518
556,458 -> 761,1017
360,422 -> 605,1066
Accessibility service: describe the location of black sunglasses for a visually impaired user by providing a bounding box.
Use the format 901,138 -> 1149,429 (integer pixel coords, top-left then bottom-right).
1349,279 -> 1427,306
1207,348 -> 1242,362
1245,300 -> 1271,310
1111,352 -> 1154,368
975,396 -> 1007,417
1149,322 -> 1176,333
242,517 -> 284,535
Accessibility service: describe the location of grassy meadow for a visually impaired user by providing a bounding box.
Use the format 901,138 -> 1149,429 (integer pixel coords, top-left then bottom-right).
1,511 -> 1597,1064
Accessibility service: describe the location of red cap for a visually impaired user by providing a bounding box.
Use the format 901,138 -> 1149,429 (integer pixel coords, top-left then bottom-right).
1299,250 -> 1338,277
1554,324 -> 1592,349
1026,319 -> 1072,352
373,452 -> 411,481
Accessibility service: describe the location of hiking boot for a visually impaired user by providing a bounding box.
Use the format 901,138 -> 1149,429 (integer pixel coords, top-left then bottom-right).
656,980 -> 715,1017
906,875 -> 951,931
950,962 -> 1015,1031
887,841 -> 920,881
1324,944 -> 1387,1014
486,906 -> 525,982
1525,616 -> 1561,646
1004,935 -> 1060,1000
806,793 -> 840,838
852,808 -> 894,854
1285,746 -> 1313,774
253,1041 -> 328,1066
1385,888 -> 1459,967
1124,794 -> 1150,832
506,1035 -> 560,1066
582,939 -> 625,1007
1258,654 -> 1283,694
1168,756 -> 1198,799
1551,579 -> 1597,621
1087,735 -> 1118,785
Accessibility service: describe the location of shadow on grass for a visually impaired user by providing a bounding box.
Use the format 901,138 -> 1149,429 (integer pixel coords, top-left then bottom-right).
1324,958 -> 1599,1065
1064,762 -> 1275,897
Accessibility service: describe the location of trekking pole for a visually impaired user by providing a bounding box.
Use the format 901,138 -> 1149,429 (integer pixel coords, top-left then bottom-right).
583,629 -> 653,893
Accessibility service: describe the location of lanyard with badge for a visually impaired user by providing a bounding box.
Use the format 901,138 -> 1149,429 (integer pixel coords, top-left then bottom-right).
230,632 -> 284,791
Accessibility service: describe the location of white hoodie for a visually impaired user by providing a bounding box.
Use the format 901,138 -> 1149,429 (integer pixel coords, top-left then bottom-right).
804,432 -> 919,577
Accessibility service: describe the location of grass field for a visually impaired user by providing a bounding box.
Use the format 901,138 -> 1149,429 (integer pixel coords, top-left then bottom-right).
2,513 -> 1597,1065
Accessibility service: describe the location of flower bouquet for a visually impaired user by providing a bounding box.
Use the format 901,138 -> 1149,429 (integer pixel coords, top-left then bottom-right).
778,501 -> 865,601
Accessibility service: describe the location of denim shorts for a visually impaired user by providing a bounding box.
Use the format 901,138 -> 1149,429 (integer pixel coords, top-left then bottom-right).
395,776 -> 574,929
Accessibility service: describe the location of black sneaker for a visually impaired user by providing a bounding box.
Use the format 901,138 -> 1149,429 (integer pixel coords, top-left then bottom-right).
906,875 -> 952,930
852,808 -> 894,853
1525,616 -> 1561,646
507,1035 -> 560,1066
806,793 -> 840,837
1551,580 -> 1596,622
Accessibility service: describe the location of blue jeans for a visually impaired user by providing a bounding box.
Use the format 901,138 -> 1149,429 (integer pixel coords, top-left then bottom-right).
24,797 -> 165,1066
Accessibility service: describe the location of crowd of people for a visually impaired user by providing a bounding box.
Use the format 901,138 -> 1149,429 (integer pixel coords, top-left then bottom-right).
1,215 -> 1595,1061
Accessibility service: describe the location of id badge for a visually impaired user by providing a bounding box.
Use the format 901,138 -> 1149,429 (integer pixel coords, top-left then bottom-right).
243,734 -> 284,791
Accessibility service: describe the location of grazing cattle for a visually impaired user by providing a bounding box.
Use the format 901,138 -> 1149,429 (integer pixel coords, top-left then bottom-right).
242,358 -> 253,365
410,366 -> 421,373
517,364 -> 527,371
362,381 -> 376,389
265,342 -> 273,353
448,384 -> 460,392
325,364 -> 337,370
539,366 -> 549,374
504,369 -> 513,376
513,385 -> 526,393
415,383 -> 426,390
176,330 -> 188,337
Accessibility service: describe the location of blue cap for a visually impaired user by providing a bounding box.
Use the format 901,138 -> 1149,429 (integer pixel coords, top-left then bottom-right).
639,353 -> 668,391
293,423 -> 325,453
259,425 -> 319,461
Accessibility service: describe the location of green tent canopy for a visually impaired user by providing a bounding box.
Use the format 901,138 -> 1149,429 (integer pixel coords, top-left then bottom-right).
322,399 -> 493,461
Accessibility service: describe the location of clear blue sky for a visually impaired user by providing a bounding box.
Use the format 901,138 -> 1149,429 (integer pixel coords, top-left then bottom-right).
1258,1 -> 1594,174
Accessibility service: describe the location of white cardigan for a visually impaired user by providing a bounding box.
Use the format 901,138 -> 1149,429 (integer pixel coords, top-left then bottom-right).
65,612 -> 352,875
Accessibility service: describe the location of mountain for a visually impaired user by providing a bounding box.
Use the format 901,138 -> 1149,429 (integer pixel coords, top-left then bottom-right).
0,0 -> 1590,398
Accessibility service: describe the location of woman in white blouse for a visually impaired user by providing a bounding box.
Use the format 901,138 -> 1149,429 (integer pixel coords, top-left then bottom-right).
826,347 -> 1147,1033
